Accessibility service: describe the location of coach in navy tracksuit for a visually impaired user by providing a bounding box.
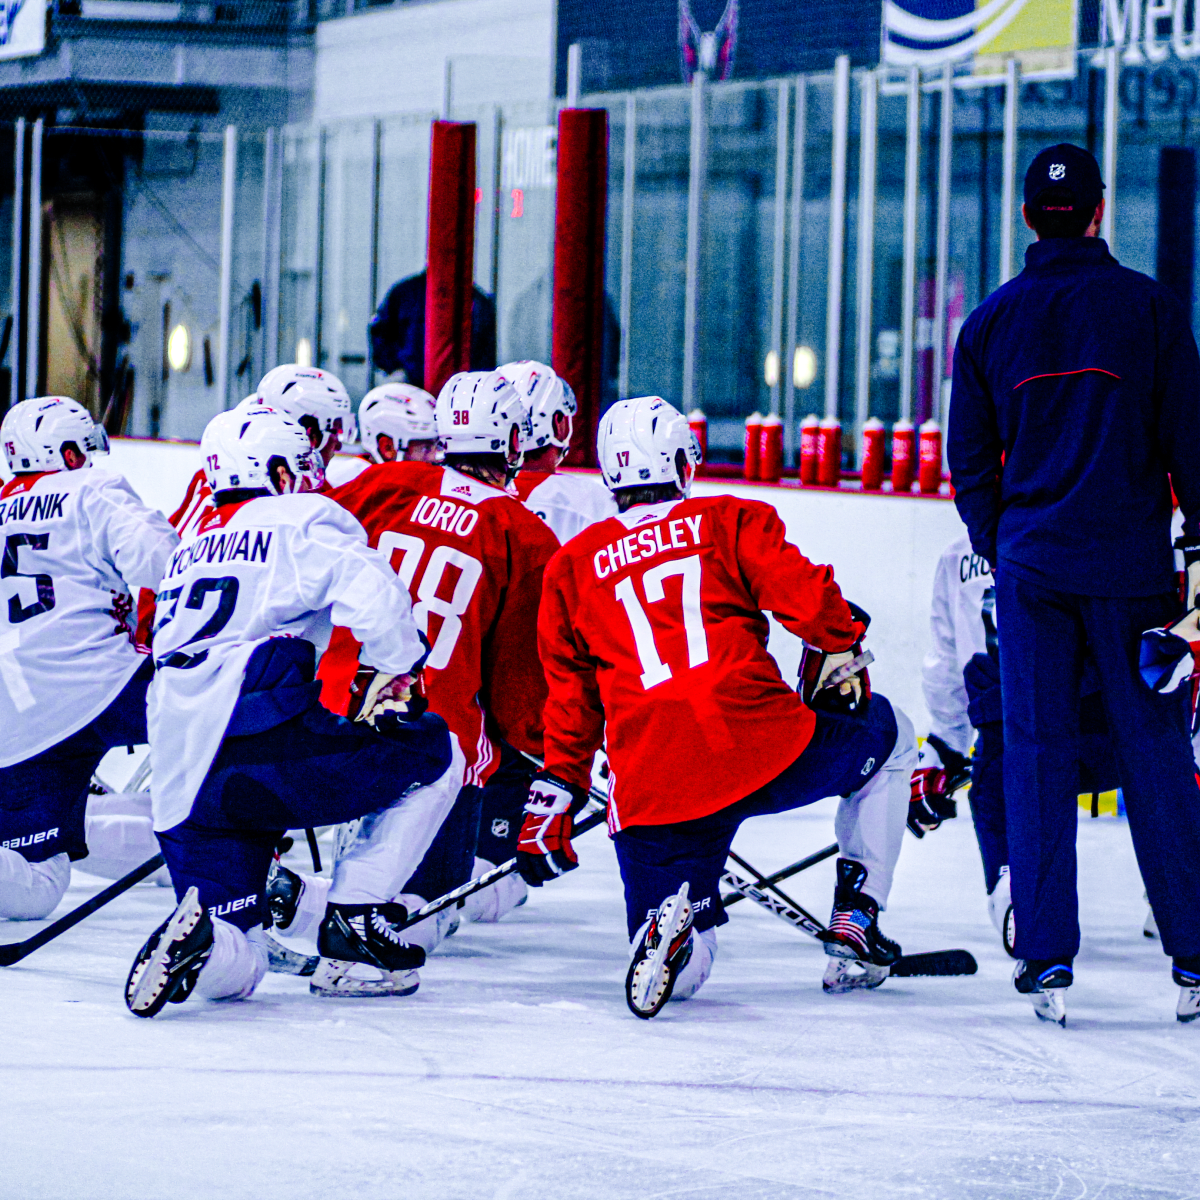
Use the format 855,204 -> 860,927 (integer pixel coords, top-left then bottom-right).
948,143 -> 1200,1011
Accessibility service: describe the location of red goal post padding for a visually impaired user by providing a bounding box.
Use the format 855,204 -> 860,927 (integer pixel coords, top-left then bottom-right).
552,108 -> 609,468
425,120 -> 477,400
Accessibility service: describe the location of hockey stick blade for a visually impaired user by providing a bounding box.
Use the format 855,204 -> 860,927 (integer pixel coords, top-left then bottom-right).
889,949 -> 977,978
0,853 -> 166,967
407,804 -> 608,924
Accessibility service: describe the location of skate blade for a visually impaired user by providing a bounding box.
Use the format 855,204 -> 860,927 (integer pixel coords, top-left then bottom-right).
127,888 -> 205,1018
1031,990 -> 1066,1026
630,883 -> 690,1016
262,931 -> 319,977
1177,987 -> 1200,1024
822,956 -> 889,994
1144,908 -> 1160,940
309,958 -> 419,998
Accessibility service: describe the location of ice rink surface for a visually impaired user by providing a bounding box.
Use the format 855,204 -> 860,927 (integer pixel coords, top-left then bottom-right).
3,801 -> 1198,1200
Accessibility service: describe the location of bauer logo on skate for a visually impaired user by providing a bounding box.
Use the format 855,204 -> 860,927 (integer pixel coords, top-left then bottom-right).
1,827 -> 57,850
0,492 -> 66,525
410,496 -> 480,539
163,530 -> 273,580
593,515 -> 704,580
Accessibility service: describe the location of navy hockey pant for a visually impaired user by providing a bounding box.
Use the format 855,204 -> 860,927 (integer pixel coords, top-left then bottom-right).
996,570 -> 1200,962
158,703 -> 452,932
0,658 -> 152,865
613,696 -> 898,939
402,739 -> 537,900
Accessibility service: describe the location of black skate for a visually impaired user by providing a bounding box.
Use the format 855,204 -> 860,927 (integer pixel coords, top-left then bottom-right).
1014,959 -> 1072,1026
312,902 -> 425,998
818,858 -> 902,994
266,860 -> 304,932
125,887 -> 214,1018
626,883 -> 694,1019
1173,958 -> 1200,1024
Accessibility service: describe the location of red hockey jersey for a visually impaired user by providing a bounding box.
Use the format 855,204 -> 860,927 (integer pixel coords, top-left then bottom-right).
321,461 -> 559,785
539,495 -> 866,829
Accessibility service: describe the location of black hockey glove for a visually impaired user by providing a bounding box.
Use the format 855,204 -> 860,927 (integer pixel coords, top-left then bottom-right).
907,734 -> 971,838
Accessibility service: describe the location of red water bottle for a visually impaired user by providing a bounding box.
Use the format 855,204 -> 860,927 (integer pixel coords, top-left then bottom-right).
687,409 -> 707,465
860,416 -> 885,491
759,414 -> 783,483
799,414 -> 820,484
918,419 -> 943,495
891,419 -> 915,493
817,416 -> 841,487
743,413 -> 763,481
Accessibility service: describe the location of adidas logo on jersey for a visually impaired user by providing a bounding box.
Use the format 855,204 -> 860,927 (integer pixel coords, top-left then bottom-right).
451,486 -> 472,496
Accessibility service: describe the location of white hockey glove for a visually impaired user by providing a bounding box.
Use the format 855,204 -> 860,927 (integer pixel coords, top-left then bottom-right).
349,669 -> 427,726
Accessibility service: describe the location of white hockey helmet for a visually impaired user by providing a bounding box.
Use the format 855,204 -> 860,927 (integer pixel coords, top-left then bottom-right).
1,396 -> 109,474
598,396 -> 701,495
500,360 -> 577,453
200,404 -> 325,496
436,370 -> 530,464
256,364 -> 354,451
359,383 -> 438,462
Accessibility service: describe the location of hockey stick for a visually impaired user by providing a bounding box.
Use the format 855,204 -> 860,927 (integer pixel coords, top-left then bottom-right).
408,802 -> 608,924
0,853 -> 165,967
721,842 -> 838,908
722,861 -> 978,978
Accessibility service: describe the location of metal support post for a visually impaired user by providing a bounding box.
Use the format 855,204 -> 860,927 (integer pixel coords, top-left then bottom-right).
260,127 -> 278,383
618,93 -> 636,401
932,63 -> 953,427
10,117 -> 23,408
1102,45 -> 1118,248
566,42 -> 582,107
768,79 -> 789,417
26,117 -> 42,399
823,54 -> 850,421
490,106 -> 503,301
216,124 -> 237,411
682,71 -> 708,413
899,66 -> 920,423
999,58 -> 1018,285
783,77 -> 807,463
854,69 -> 878,451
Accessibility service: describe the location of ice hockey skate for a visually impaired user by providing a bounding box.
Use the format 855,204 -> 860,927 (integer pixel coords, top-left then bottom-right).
266,859 -> 304,932
818,858 -> 902,994
311,902 -> 424,998
1174,959 -> 1200,1023
1013,959 -> 1072,1026
988,865 -> 1016,958
125,887 -> 214,1018
625,882 -> 694,1019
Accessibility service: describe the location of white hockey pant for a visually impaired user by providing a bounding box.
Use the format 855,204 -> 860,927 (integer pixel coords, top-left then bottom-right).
83,791 -> 171,885
0,848 -> 70,920
629,919 -> 719,1003
195,919 -> 270,1002
327,737 -> 466,907
834,706 -> 917,910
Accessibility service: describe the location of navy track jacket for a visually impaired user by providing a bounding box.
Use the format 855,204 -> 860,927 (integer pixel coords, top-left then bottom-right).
948,237 -> 1200,597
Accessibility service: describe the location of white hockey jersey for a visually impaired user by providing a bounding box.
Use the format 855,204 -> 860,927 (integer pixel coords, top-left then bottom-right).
0,467 -> 178,767
148,493 -> 426,832
513,469 -> 617,545
922,533 -> 994,756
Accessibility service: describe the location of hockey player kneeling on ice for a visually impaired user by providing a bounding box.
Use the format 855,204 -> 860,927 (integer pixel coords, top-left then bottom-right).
126,405 -> 462,1018
0,397 -> 179,920
516,396 -> 917,1018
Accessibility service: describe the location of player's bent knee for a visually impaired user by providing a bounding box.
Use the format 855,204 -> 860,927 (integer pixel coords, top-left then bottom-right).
195,919 -> 269,1001
887,707 -> 917,768
0,848 -> 71,920
671,927 -> 718,1002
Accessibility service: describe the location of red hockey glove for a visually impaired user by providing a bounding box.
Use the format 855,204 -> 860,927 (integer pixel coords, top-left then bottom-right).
908,734 -> 970,837
516,773 -> 585,886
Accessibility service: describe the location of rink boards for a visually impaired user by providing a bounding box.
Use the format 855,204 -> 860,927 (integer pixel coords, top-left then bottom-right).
104,437 -> 968,733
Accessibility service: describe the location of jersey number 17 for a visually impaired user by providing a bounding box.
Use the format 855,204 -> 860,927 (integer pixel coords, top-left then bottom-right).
614,554 -> 709,690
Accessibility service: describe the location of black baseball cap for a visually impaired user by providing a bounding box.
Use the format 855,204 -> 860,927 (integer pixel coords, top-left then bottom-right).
1023,143 -> 1105,214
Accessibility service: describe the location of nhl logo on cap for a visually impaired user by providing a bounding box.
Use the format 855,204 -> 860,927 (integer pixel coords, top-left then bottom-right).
1049,163 -> 1065,181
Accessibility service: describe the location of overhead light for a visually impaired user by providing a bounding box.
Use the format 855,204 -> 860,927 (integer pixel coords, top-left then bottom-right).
793,346 -> 817,389
167,324 -> 191,372
763,350 -> 780,387
296,338 -> 313,368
